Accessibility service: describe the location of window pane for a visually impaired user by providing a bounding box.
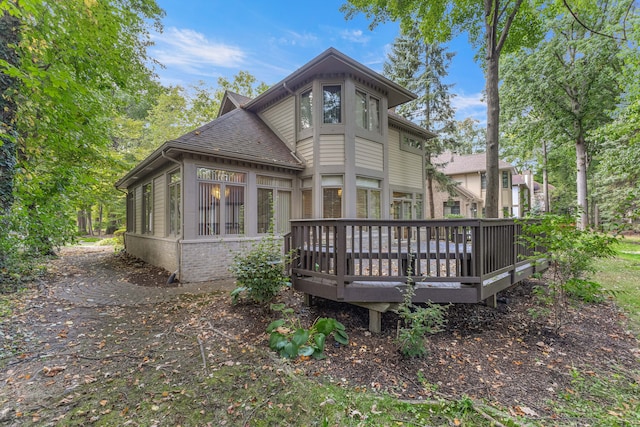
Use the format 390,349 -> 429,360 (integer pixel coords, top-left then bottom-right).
481,173 -> 487,189
197,167 -> 245,183
277,191 -> 291,233
257,188 -> 273,234
302,189 -> 313,219
143,183 -> 152,233
356,188 -> 367,219
169,182 -> 181,235
356,176 -> 380,189
322,85 -> 341,124
370,189 -> 381,219
199,183 -> 220,235
369,97 -> 380,131
323,188 -> 342,218
355,90 -> 367,129
502,171 -> 509,188
225,185 -> 245,234
321,175 -> 343,186
300,89 -> 313,129
256,175 -> 292,188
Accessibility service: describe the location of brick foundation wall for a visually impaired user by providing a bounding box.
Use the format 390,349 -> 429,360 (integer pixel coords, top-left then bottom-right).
124,234 -> 179,274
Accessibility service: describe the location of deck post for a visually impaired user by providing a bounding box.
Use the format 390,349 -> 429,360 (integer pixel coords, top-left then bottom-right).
369,309 -> 382,334
336,222 -> 347,300
484,294 -> 497,308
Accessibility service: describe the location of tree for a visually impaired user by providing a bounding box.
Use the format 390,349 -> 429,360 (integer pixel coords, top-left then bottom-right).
501,12 -> 623,229
383,22 -> 457,218
342,0 -> 543,217
451,118 -> 486,154
0,0 -> 164,254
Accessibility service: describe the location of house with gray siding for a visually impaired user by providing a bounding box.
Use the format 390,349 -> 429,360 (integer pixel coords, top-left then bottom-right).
116,48 -> 435,282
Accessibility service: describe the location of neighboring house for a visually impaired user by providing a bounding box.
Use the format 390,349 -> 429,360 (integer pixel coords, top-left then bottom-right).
512,171 -> 534,217
116,48 -> 435,282
429,152 -> 515,218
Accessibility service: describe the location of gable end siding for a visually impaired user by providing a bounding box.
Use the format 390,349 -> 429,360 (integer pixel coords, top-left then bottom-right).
355,137 -> 383,171
319,134 -> 345,166
260,97 -> 295,150
388,129 -> 423,188
297,137 -> 314,167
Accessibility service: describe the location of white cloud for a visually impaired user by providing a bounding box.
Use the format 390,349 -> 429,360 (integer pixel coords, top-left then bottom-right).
339,29 -> 369,44
151,27 -> 246,76
452,91 -> 486,124
272,30 -> 319,47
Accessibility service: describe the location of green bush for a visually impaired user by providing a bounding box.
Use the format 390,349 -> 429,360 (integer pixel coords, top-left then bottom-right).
520,215 -> 617,330
229,232 -> 292,305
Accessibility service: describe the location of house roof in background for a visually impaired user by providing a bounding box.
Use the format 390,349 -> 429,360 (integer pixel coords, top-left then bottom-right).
434,152 -> 515,175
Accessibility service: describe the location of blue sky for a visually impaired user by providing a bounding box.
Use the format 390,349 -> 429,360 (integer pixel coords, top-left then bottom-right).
151,0 -> 487,123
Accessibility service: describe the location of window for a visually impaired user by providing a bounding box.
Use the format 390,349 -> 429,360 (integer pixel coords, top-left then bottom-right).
503,207 -> 511,218
443,200 -> 461,216
356,177 -> 381,219
142,183 -> 152,234
481,172 -> 487,190
502,171 -> 510,188
300,88 -> 313,130
392,192 -> 422,220
322,175 -> 342,218
257,176 -> 292,234
355,90 -> 381,132
197,167 -> 246,236
301,177 -> 313,219
402,135 -> 422,150
322,85 -> 341,124
471,203 -> 478,218
168,170 -> 181,236
126,191 -> 135,233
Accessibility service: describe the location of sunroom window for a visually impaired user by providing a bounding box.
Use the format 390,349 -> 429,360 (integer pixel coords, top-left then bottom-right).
168,170 -> 181,236
197,167 -> 246,236
322,175 -> 343,218
356,177 -> 381,219
142,183 -> 152,234
257,175 -> 292,234
322,85 -> 341,124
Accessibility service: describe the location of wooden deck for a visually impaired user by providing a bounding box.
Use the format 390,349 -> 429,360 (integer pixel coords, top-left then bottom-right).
285,219 -> 547,332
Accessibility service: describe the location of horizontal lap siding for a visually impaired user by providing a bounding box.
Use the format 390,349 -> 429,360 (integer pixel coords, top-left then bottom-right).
388,129 -> 423,187
355,137 -> 383,171
154,176 -> 165,237
319,134 -> 345,166
261,97 -> 295,150
297,137 -> 314,167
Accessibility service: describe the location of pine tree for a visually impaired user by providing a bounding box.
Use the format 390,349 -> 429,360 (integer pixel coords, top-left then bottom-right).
383,23 -> 457,218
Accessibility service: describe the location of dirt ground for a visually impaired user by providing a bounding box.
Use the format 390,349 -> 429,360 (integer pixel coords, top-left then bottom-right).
1,246 -> 638,425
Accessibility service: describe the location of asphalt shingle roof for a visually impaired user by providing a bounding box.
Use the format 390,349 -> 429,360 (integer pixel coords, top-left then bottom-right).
433,152 -> 514,175
172,107 -> 302,168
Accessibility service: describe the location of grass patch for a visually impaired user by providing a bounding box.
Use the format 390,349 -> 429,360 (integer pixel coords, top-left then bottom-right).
547,366 -> 640,426
24,344 -> 519,427
594,235 -> 640,334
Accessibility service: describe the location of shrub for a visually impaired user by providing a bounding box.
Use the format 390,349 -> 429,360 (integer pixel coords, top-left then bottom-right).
266,303 -> 348,360
395,257 -> 448,358
229,232 -> 292,305
520,215 -> 617,331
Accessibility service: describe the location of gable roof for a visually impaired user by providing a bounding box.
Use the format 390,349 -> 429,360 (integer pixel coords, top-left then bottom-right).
218,90 -> 252,117
243,47 -> 417,112
433,152 -> 515,175
115,108 -> 303,189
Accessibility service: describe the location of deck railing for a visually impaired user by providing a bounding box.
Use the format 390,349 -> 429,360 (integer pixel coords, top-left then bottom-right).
286,218 -> 547,304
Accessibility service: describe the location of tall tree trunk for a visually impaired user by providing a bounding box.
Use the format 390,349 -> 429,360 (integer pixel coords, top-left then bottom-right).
77,210 -> 87,234
87,209 -> 94,236
483,0 -> 501,219
542,140 -> 550,213
427,172 -> 435,219
576,136 -> 589,230
98,203 -> 103,236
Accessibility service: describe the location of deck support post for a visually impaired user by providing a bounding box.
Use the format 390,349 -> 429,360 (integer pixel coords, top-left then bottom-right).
368,310 -> 382,334
303,293 -> 313,307
484,294 -> 497,308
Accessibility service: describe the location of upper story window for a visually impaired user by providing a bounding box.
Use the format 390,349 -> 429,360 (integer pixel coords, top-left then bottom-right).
502,171 -> 510,188
481,172 -> 487,190
322,85 -> 342,124
402,135 -> 422,150
355,90 -> 380,132
300,88 -> 313,130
